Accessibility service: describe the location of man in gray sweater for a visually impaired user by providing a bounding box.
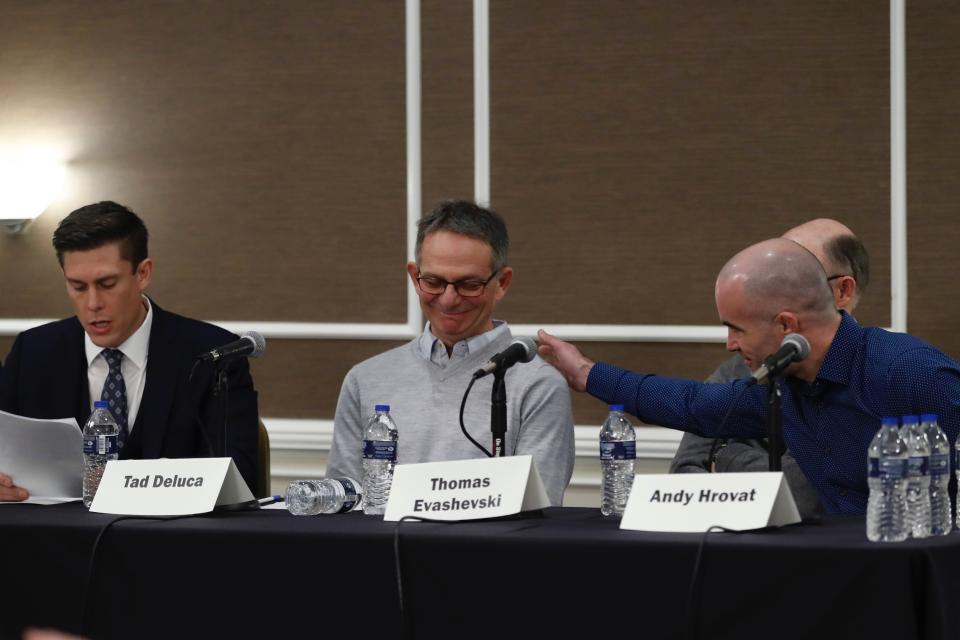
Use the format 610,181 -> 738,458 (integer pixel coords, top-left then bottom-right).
669,218 -> 870,518
326,200 -> 575,506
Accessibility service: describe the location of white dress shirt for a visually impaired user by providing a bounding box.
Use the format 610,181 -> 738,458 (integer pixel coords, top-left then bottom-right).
84,296 -> 153,432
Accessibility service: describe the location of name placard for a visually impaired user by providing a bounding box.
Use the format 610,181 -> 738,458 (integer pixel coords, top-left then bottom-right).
620,472 -> 801,533
89,457 -> 254,516
383,454 -> 550,522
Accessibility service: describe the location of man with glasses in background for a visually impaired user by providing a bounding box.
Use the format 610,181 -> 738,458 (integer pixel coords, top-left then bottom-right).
326,200 -> 575,506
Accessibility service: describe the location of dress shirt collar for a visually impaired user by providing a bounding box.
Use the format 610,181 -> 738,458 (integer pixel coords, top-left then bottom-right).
813,310 -> 860,386
416,320 -> 508,364
84,296 -> 153,369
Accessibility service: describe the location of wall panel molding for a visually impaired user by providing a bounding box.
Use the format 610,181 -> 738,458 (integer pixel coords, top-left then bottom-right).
0,0 -> 904,342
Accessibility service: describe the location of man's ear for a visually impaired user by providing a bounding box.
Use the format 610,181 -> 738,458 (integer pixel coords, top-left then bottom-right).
494,266 -> 513,298
406,261 -> 419,287
136,258 -> 153,292
774,311 -> 800,335
835,276 -> 857,311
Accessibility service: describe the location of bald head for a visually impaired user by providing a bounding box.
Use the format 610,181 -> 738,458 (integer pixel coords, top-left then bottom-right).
717,238 -> 837,322
782,219 -> 853,271
781,218 -> 870,309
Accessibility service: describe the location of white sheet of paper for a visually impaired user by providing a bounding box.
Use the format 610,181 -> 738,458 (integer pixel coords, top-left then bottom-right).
0,409 -> 82,503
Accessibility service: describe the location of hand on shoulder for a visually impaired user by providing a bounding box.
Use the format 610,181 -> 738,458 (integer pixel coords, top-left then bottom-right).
536,330 -> 594,393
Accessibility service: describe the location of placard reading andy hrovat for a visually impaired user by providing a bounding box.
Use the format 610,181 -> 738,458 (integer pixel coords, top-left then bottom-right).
620,472 -> 801,533
89,457 -> 254,516
383,455 -> 550,522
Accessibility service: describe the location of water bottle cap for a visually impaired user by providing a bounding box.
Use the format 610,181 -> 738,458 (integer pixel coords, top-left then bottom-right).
94,400 -> 109,408
881,417 -> 899,428
902,414 -> 920,425
609,404 -> 624,411
375,404 -> 390,412
921,413 -> 938,422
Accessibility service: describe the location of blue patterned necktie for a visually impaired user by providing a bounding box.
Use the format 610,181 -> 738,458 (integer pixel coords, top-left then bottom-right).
100,348 -> 130,450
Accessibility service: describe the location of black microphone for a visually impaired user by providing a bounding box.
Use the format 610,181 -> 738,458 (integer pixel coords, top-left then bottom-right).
197,331 -> 266,363
747,333 -> 810,386
473,336 -> 538,379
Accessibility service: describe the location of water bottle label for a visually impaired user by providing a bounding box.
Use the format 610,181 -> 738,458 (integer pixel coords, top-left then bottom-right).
868,457 -> 907,479
907,456 -> 929,477
335,478 -> 360,513
363,440 -> 397,461
83,434 -> 118,456
600,441 -> 636,461
930,453 -> 949,476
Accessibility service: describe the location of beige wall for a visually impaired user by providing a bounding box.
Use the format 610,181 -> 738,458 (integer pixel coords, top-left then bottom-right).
1,1 -> 957,507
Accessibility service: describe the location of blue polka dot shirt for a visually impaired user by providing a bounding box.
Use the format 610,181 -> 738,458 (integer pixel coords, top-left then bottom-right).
586,312 -> 960,514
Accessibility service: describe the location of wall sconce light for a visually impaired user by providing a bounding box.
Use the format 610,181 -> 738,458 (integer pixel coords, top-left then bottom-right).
0,150 -> 66,234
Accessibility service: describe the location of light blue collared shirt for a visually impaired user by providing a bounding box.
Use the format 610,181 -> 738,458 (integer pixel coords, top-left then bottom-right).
416,320 -> 508,369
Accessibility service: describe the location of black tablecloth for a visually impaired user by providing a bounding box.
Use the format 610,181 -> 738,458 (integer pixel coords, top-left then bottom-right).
1,503 -> 958,640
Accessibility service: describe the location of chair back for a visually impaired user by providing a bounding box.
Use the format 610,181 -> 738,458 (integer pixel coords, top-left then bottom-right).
257,420 -> 271,498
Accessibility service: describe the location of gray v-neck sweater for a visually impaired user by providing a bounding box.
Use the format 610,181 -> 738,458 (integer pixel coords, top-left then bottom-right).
326,325 -> 575,505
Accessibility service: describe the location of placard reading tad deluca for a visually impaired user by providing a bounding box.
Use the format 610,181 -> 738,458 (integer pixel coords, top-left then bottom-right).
90,458 -> 254,516
620,472 -> 801,533
383,455 -> 550,522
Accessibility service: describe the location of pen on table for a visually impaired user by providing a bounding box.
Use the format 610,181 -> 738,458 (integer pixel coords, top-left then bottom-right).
258,495 -> 284,506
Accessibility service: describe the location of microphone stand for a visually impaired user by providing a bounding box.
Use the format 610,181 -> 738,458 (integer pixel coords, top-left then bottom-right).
491,368 -> 507,457
767,375 -> 784,472
210,363 -> 230,459
208,361 -> 262,512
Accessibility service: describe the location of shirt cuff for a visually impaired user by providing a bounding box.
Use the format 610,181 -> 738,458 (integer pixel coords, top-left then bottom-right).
587,362 -> 649,416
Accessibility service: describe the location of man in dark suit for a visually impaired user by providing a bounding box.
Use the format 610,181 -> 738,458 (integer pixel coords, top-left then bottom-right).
0,201 -> 259,500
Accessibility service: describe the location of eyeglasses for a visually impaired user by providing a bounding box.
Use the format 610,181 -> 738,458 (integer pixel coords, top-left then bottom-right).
415,270 -> 499,297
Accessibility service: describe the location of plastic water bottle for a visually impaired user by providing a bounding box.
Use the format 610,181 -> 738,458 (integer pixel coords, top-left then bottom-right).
362,404 -> 398,515
599,404 -> 636,516
955,426 -> 960,530
82,400 -> 120,508
901,415 -> 931,538
867,416 -> 909,542
922,413 -> 952,535
286,478 -> 362,515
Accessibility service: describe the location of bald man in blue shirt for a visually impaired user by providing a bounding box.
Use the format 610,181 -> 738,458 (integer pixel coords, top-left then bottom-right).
539,238 -> 960,514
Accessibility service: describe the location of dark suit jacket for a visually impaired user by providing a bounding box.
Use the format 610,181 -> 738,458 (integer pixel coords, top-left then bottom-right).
0,301 -> 259,491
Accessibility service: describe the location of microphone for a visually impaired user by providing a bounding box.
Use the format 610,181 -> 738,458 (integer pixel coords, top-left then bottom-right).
197,331 -> 266,363
473,336 -> 538,379
747,333 -> 810,385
